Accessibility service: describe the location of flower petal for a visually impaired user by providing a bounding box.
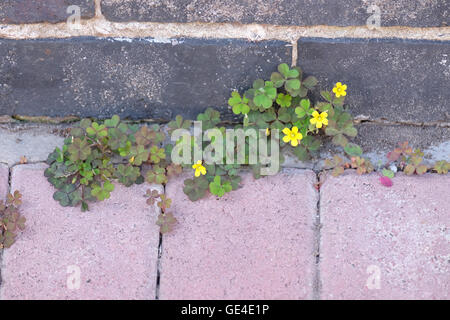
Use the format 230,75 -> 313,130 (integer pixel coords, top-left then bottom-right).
291,139 -> 299,147
282,128 -> 291,135
312,110 -> 319,117
342,84 -> 347,90
323,119 -> 329,126
310,118 -> 317,124
316,122 -> 323,129
283,135 -> 291,143
195,170 -> 200,177
291,126 -> 298,134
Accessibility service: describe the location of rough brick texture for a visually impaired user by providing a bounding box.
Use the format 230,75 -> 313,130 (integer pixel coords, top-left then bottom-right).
160,170 -> 318,300
320,171 -> 450,299
1,163 -> 161,300
0,125 -> 65,166
297,38 -> 450,123
102,0 -> 449,27
0,0 -> 95,24
0,37 -> 290,121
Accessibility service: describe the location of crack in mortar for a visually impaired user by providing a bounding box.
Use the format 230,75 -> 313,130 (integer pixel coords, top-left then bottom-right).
312,171 -> 322,300
0,16 -> 449,41
154,184 -> 165,300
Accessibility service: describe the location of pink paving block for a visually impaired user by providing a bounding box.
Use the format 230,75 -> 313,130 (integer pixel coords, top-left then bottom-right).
0,163 -> 8,200
1,163 -> 161,300
160,169 -> 318,300
320,171 -> 450,300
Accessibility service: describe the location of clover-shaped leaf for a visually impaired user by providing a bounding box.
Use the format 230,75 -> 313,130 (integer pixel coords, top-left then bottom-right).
146,165 -> 168,184
166,163 -> 183,177
53,184 -> 82,207
404,156 -> 427,175
91,181 -> 115,201
156,212 -> 177,234
129,145 -> 149,166
7,190 -> 22,207
183,176 -> 209,201
145,189 -> 161,206
209,175 -> 232,197
135,126 -> 164,146
115,164 -> 141,187
295,99 -> 313,119
104,115 -> 120,128
167,115 -> 192,134
253,81 -> 277,109
197,108 -> 221,130
149,145 -> 166,164
433,160 -> 449,174
344,143 -> 363,157
157,194 -> 172,211
229,91 -> 250,115
68,138 -> 92,161
351,156 -> 374,175
325,109 -> 357,147
276,93 -> 292,108
86,122 -> 107,139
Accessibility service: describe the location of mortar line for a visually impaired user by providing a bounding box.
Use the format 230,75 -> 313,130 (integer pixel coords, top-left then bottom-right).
94,0 -> 103,18
154,185 -> 165,300
0,18 -> 449,41
312,171 -> 322,300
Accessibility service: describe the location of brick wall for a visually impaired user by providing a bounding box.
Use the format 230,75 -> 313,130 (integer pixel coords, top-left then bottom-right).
0,0 -> 449,125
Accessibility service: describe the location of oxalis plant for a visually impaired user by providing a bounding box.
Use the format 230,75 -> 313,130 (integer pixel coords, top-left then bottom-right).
43,62 -> 449,235
0,191 -> 26,249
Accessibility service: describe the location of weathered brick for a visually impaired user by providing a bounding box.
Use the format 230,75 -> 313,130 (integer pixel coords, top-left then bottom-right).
1,163 -> 161,300
0,163 -> 8,199
316,123 -> 450,169
0,125 -> 65,166
0,0 -> 95,24
160,170 -> 318,299
0,37 -> 290,121
297,38 -> 450,123
320,171 -> 450,299
101,0 -> 449,27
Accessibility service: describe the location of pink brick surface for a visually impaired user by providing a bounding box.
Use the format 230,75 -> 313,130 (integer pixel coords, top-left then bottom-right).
0,163 -> 8,199
160,169 -> 318,299
1,163 -> 161,300
320,171 -> 450,300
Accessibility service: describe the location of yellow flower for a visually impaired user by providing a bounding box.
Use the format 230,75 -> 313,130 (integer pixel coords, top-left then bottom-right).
310,111 -> 328,129
332,82 -> 347,98
265,128 -> 270,136
192,160 -> 206,177
282,126 -> 303,147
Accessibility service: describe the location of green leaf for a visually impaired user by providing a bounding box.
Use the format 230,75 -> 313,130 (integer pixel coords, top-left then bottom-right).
302,76 -> 318,89
344,143 -> 363,157
156,212 -> 177,234
276,93 -> 292,108
104,115 -> 120,128
183,176 -> 209,201
382,168 -> 395,178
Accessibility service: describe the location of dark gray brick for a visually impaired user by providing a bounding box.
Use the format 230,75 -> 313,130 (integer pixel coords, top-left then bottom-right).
0,37 -> 291,121
101,0 -> 449,27
0,0 -> 95,24
297,38 -> 450,123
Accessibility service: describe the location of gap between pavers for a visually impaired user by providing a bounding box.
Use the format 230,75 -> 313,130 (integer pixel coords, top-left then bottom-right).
0,163 -> 8,199
319,171 -> 450,299
0,163 -> 161,300
159,169 -> 318,300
